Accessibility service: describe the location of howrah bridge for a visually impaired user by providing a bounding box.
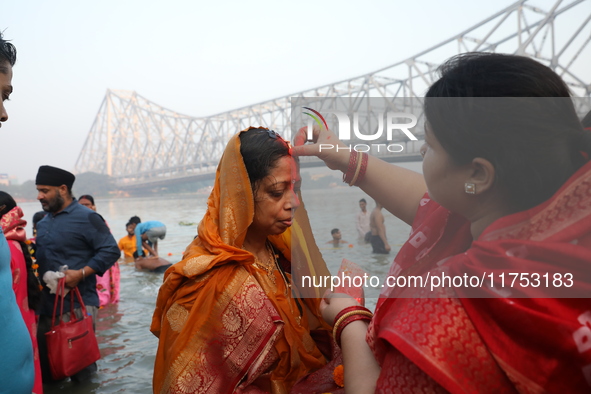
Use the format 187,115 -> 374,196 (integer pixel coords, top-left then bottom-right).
74,0 -> 591,191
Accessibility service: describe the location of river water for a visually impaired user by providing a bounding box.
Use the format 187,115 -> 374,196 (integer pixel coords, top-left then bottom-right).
17,162 -> 421,393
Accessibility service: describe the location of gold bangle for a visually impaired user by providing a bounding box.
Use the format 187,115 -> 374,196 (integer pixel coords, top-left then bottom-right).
332,310 -> 374,340
348,151 -> 363,186
350,152 -> 368,187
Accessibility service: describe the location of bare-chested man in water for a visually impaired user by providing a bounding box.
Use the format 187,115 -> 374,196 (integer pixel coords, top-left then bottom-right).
369,200 -> 391,254
133,251 -> 172,273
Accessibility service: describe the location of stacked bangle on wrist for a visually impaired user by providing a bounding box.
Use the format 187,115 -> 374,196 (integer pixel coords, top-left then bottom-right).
342,151 -> 360,185
342,151 -> 368,187
354,152 -> 369,186
332,305 -> 373,348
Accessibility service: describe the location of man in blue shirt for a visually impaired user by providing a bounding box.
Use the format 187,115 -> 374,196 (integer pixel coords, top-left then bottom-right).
34,165 -> 120,383
131,219 -> 166,257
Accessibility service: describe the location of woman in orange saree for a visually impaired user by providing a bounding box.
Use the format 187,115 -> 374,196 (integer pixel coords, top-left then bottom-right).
294,53 -> 591,392
151,127 -> 339,393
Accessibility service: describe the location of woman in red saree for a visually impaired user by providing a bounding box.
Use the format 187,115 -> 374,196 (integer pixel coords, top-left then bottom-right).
151,127 -> 340,393
294,53 -> 591,392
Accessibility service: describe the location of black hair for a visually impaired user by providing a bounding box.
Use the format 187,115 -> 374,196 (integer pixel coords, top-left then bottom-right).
32,211 -> 47,226
125,221 -> 132,227
359,198 -> 367,203
79,194 -> 95,205
0,31 -> 16,70
331,228 -> 340,234
239,128 -> 292,195
424,52 -> 591,212
0,191 -> 41,311
0,191 -> 16,218
582,110 -> 591,129
129,216 -> 141,225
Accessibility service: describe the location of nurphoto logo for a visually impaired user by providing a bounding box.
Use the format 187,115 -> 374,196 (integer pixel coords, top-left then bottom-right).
302,106 -> 418,153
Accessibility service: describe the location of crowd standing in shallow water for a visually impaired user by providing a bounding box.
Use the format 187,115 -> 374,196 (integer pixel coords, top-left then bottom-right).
2,28 -> 591,394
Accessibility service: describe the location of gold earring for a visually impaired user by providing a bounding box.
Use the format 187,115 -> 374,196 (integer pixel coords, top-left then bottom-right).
465,183 -> 476,194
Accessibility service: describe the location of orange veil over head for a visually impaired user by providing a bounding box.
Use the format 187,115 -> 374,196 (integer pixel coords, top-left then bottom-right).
151,127 -> 333,394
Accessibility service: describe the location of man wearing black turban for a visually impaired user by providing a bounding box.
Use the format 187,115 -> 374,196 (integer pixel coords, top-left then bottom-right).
35,165 -> 76,213
34,165 -> 120,382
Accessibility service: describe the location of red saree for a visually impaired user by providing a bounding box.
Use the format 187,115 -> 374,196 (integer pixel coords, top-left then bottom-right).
370,159 -> 591,392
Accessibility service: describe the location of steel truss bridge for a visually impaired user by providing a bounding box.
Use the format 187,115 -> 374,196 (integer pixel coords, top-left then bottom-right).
74,0 -> 591,190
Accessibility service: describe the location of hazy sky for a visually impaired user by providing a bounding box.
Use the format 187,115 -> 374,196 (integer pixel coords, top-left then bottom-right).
1,0 -> 589,183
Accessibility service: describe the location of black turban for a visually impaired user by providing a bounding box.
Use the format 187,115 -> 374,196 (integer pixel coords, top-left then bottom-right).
35,165 -> 75,189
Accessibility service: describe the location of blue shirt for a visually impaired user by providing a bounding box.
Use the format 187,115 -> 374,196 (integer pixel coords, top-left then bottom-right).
135,220 -> 165,253
36,200 -> 120,316
0,233 -> 34,393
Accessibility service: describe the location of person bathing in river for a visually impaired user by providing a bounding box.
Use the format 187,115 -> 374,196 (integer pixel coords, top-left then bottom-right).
129,218 -> 166,257
132,250 -> 172,273
118,221 -> 146,260
327,228 -> 348,247
369,200 -> 390,254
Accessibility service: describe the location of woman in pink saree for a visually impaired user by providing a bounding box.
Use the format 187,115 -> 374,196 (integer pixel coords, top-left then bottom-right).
79,194 -> 120,307
295,53 -> 591,392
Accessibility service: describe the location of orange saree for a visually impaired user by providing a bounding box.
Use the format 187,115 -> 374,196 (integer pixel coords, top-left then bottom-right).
151,129 -> 335,394
370,159 -> 591,392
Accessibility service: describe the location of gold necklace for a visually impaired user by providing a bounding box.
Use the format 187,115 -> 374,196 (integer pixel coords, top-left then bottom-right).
248,241 -> 302,326
254,253 -> 274,275
268,242 -> 303,326
252,242 -> 277,284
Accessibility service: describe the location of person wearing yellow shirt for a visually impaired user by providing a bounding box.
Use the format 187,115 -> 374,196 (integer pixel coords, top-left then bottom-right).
118,222 -> 146,259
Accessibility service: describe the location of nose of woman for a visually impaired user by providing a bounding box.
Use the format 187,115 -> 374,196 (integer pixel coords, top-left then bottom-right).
288,187 -> 300,212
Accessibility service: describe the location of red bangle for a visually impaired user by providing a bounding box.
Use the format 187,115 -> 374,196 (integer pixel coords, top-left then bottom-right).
351,152 -> 368,186
335,314 -> 372,348
342,151 -> 359,184
332,310 -> 373,345
333,305 -> 372,326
